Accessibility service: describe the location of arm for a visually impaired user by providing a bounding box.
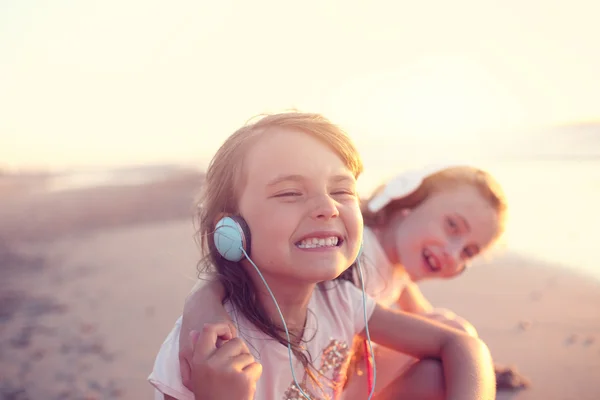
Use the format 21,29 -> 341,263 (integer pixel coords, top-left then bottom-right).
396,281 -> 434,314
181,278 -> 232,335
178,279 -> 233,389
397,283 -> 479,337
360,304 -> 495,400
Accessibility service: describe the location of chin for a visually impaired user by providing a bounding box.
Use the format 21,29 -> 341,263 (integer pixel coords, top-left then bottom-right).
403,264 -> 423,282
311,268 -> 348,283
304,262 -> 350,283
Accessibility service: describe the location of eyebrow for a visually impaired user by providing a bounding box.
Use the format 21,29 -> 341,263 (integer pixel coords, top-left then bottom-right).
266,174 -> 304,187
331,174 -> 355,183
266,173 -> 355,187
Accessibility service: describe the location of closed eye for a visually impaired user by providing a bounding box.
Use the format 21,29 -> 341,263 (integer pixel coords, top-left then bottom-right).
462,245 -> 480,260
445,217 -> 460,234
274,192 -> 302,197
331,190 -> 356,196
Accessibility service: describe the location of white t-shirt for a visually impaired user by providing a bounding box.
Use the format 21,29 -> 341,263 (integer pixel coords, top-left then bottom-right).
148,280 -> 377,400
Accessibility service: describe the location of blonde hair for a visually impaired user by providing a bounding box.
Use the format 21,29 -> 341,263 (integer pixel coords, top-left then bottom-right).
361,166 -> 508,235
194,111 -> 363,390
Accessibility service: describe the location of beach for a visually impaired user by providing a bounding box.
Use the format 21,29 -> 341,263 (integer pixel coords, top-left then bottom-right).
1,171 -> 599,399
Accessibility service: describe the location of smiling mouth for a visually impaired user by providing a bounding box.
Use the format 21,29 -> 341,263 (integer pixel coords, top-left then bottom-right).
422,248 -> 441,272
296,236 -> 343,249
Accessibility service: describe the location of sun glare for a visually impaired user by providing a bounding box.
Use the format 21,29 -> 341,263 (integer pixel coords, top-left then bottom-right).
328,55 -> 526,143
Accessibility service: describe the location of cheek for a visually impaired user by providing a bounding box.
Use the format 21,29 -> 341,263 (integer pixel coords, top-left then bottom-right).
394,221 -> 423,247
245,206 -> 297,249
246,223 -> 292,269
341,203 -> 363,249
347,203 -> 363,231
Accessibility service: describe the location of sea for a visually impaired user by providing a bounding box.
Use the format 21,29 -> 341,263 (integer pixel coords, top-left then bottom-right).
42,156 -> 599,281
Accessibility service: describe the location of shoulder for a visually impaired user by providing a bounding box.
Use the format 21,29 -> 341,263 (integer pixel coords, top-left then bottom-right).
317,280 -> 377,334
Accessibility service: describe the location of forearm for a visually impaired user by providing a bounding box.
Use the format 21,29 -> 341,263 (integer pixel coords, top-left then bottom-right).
363,304 -> 495,399
442,335 -> 496,400
362,305 -> 450,359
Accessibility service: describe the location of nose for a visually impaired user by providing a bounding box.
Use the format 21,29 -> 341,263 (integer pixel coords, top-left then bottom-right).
443,241 -> 464,271
309,194 -> 339,220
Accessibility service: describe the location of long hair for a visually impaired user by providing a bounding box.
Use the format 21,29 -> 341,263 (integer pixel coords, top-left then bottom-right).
194,112 -> 363,389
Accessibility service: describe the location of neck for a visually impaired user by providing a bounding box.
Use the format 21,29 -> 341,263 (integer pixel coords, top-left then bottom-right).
244,264 -> 315,340
372,226 -> 417,281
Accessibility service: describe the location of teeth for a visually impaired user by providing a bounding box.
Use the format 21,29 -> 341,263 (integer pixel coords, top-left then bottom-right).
423,248 -> 440,270
428,255 -> 440,269
297,236 -> 339,249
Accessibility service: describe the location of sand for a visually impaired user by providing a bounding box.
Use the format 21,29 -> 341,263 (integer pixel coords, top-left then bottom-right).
1,174 -> 599,399
421,255 -> 600,399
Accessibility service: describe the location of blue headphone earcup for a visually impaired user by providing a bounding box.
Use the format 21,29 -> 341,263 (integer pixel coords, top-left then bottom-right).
214,216 -> 250,262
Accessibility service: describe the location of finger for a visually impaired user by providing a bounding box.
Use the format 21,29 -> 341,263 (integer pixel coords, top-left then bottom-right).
430,315 -> 449,323
423,311 -> 452,321
180,330 -> 202,389
211,337 -> 251,359
189,329 -> 201,344
204,319 -> 236,341
433,308 -> 457,319
421,313 -> 444,322
229,352 -> 258,370
192,323 -> 234,363
243,362 -> 263,381
445,317 -> 479,337
179,346 -> 193,390
227,321 -> 238,338
215,321 -> 238,348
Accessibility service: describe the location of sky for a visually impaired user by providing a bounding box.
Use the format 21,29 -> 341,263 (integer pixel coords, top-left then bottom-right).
1,0 -> 599,171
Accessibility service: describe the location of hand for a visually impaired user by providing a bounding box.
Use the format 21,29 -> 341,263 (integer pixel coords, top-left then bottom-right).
420,308 -> 479,338
179,280 -> 234,389
190,323 -> 262,400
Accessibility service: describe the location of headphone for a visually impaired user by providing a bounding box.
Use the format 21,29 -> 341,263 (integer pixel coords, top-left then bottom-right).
213,215 -> 376,399
214,216 -> 252,262
214,215 -> 364,261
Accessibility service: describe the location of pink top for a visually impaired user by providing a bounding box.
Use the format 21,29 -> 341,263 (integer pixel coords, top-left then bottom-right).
148,280 -> 377,400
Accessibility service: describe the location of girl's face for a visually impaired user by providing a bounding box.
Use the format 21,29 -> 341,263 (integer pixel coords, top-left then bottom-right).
381,185 -> 500,281
235,128 -> 363,286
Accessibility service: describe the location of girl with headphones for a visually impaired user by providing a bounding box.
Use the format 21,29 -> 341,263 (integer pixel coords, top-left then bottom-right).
149,112 -> 495,400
